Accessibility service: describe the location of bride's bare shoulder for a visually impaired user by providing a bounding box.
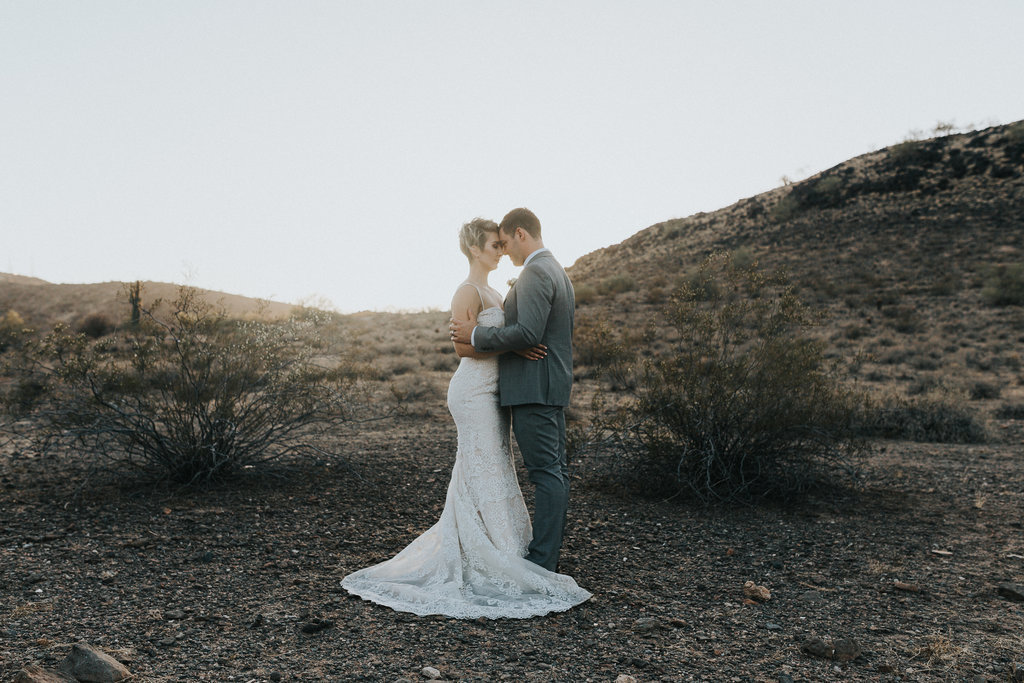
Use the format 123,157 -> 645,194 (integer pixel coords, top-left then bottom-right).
450,284 -> 483,321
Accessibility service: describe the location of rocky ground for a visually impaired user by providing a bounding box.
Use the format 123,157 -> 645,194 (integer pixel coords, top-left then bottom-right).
2,414 -> 1023,682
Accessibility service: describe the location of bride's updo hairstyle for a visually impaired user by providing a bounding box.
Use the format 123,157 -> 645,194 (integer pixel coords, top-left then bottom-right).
458,218 -> 499,263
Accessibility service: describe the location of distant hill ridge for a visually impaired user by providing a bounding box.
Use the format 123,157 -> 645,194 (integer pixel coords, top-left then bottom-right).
0,276 -> 296,331
568,120 -> 1024,292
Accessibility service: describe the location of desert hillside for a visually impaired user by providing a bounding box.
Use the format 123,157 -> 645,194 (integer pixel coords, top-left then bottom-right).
567,120 -> 1024,405
0,275 -> 297,331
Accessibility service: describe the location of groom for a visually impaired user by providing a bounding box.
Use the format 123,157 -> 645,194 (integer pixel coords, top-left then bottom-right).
450,207 -> 575,572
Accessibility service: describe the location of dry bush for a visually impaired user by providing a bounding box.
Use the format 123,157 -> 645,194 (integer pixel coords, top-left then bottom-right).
572,314 -> 636,389
857,391 -> 987,444
994,402 -> 1024,419
597,275 -> 636,296
968,380 -> 1003,400
75,312 -> 115,338
574,282 -> 598,306
982,263 -> 1024,306
595,253 -> 865,504
0,309 -> 28,352
2,287 -> 365,484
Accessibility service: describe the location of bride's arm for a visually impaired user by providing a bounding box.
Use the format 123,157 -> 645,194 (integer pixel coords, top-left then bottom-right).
450,287 -> 499,359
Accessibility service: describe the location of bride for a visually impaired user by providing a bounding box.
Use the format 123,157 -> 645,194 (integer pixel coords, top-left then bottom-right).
341,218 -> 592,619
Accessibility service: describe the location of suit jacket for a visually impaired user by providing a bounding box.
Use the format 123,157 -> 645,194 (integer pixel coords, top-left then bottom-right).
474,251 -> 575,407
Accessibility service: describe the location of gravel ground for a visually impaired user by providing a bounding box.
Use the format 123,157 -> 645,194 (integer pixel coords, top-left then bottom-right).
2,419 -> 1023,682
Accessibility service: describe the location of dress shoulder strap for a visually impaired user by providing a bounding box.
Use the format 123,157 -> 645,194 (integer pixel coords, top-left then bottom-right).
457,281 -> 486,310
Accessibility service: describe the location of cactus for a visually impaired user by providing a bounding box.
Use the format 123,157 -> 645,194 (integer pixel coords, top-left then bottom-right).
128,281 -> 141,327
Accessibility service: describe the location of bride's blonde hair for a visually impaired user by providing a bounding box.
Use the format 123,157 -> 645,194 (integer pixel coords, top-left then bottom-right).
458,218 -> 499,263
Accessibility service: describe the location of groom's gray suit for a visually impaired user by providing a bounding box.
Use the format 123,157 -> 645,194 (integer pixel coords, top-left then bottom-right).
473,249 -> 574,571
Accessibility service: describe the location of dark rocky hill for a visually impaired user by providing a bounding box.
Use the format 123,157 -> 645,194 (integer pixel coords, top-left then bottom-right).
567,120 -> 1024,403
570,121 -> 1023,296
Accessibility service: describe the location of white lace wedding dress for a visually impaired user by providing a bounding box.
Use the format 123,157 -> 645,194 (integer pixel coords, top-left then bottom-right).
341,307 -> 592,619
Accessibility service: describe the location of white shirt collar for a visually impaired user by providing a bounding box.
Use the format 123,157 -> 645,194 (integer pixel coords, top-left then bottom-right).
523,247 -> 550,266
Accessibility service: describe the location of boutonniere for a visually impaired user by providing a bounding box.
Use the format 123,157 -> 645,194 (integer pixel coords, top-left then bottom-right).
507,278 -> 518,288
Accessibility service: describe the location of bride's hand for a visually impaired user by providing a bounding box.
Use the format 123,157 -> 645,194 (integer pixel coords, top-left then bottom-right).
514,344 -> 547,361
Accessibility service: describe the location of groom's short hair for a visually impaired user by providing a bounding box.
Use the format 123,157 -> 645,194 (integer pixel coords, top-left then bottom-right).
499,208 -> 541,239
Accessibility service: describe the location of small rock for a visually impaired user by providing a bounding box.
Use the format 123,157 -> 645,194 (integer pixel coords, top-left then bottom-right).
801,636 -> 861,661
158,638 -> 176,647
893,581 -> 920,592
877,663 -> 896,673
801,636 -> 834,659
59,643 -> 131,682
269,673 -> 282,682
26,573 -> 45,585
299,619 -> 334,634
765,623 -> 782,631
615,676 -> 638,683
777,675 -> 795,683
632,617 -> 662,633
833,638 -> 862,662
420,666 -> 442,680
163,609 -> 185,621
769,559 -> 784,569
1011,662 -> 1024,682
997,583 -> 1024,602
743,580 -> 771,602
799,590 -> 823,603
13,665 -> 77,683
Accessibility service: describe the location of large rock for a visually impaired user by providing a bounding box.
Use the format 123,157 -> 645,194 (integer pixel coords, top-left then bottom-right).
13,666 -> 77,683
59,643 -> 131,682
998,583 -> 1024,602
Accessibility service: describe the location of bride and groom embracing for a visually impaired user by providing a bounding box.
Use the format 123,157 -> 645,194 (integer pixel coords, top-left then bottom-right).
341,208 -> 592,619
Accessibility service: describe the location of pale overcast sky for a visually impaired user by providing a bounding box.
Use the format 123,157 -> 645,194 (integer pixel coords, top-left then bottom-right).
2,1 -> 1022,312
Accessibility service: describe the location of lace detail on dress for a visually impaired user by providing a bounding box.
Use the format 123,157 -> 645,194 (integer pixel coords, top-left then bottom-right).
341,307 -> 591,619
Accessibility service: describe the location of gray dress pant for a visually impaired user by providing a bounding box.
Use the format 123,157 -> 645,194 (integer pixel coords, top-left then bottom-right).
510,403 -> 568,572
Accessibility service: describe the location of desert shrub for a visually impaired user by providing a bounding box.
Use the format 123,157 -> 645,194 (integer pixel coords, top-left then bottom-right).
994,402 -> 1024,420
76,312 -> 114,338
597,253 -> 864,504
731,247 -> 756,270
573,315 -> 635,388
907,375 -> 944,396
1,287 -> 363,484
597,275 -> 636,296
930,271 -> 963,296
769,193 -> 800,223
857,393 -> 987,443
981,263 -> 1024,306
0,310 -> 28,352
842,324 -> 870,340
643,286 -> 665,305
969,381 -> 1002,400
881,304 -> 923,334
910,355 -> 940,371
574,282 -> 598,306
891,139 -> 942,166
